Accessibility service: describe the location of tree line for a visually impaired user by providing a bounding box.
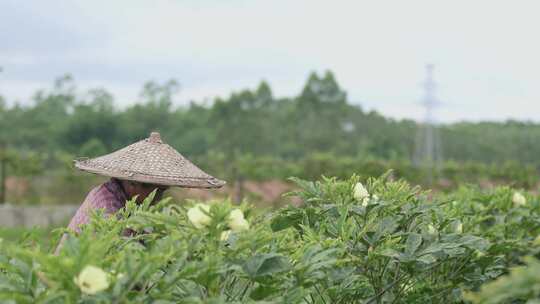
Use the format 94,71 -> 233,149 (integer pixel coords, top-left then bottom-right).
0,71 -> 539,170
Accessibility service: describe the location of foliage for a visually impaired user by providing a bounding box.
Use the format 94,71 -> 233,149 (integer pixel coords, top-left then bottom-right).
1,72 -> 540,170
0,226 -> 53,250
2,72 -> 540,204
195,153 -> 538,189
272,174 -> 495,303
464,256 -> 540,304
0,174 -> 538,303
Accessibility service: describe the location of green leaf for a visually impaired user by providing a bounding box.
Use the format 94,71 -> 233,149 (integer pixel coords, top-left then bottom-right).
375,217 -> 399,238
250,284 -> 279,300
380,248 -> 401,259
405,233 -> 422,256
270,208 -> 304,232
444,247 -> 466,257
243,254 -> 291,279
417,254 -> 437,264
458,235 -> 490,251
420,243 -> 449,255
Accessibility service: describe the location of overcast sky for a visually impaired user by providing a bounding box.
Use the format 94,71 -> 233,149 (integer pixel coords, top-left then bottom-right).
1,0 -> 539,122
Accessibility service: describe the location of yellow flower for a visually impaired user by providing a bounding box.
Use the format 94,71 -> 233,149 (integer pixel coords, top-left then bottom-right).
73,265 -> 110,295
512,192 -> 527,207
187,203 -> 211,229
228,209 -> 250,232
353,182 -> 369,202
220,230 -> 232,241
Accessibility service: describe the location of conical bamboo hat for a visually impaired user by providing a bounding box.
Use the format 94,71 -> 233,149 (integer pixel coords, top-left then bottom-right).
74,132 -> 226,188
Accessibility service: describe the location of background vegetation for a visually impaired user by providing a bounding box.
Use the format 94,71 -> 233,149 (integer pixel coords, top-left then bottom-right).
0,71 -> 539,204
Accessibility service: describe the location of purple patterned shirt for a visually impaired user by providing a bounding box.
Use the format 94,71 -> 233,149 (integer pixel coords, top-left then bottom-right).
55,179 -> 132,254
67,178 -> 128,232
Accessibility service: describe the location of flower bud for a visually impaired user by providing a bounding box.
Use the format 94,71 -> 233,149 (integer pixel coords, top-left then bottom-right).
474,250 -> 485,258
353,182 -> 369,202
220,230 -> 232,241
361,197 -> 369,207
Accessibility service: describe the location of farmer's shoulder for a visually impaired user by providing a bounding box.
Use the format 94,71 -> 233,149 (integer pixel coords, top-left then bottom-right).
83,179 -> 125,211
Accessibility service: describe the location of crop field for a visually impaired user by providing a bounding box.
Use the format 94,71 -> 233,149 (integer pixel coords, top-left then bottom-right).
3,1 -> 540,303
0,173 -> 539,303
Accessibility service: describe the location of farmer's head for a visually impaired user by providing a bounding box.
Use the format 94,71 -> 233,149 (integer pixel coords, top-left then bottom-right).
120,180 -> 169,204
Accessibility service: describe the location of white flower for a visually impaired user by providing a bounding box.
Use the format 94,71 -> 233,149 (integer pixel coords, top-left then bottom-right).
220,230 -> 232,241
229,209 -> 244,222
74,265 -> 110,295
353,182 -> 369,202
230,219 -> 249,232
427,224 -> 437,235
512,192 -> 527,207
228,209 -> 250,232
187,204 -> 211,229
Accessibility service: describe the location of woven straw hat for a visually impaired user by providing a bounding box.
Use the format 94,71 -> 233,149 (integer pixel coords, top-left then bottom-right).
74,132 -> 226,188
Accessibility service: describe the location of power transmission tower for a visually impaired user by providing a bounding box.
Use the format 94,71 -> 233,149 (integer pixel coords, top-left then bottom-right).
0,143 -> 5,204
413,64 -> 443,184
0,67 -> 5,204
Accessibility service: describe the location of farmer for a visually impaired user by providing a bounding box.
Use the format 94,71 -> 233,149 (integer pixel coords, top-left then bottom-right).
55,132 -> 225,254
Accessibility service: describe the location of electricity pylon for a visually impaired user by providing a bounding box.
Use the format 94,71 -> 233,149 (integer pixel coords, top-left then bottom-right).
413,64 -> 443,184
0,67 -> 5,204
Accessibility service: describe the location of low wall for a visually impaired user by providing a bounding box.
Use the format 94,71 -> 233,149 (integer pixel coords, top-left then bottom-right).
0,205 -> 78,228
